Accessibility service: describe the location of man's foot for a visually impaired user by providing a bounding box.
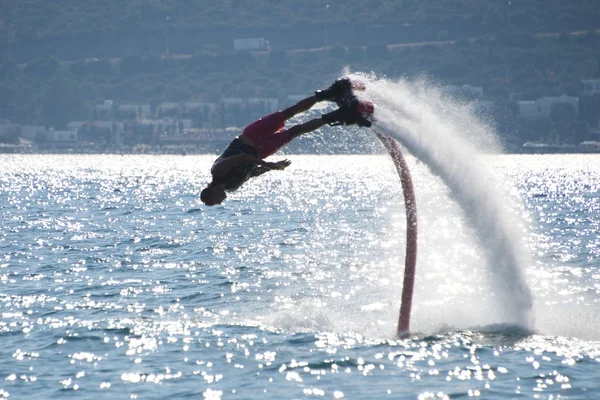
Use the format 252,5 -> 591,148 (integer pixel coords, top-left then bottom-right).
322,100 -> 373,127
315,78 -> 353,102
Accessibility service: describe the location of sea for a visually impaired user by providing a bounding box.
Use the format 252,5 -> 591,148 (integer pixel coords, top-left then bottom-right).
1,152 -> 599,400
2,75 -> 600,399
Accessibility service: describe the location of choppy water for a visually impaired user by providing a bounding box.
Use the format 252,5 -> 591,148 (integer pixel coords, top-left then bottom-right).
1,154 -> 600,399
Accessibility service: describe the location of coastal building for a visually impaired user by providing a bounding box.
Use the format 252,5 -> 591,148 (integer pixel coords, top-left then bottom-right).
517,95 -> 579,118
118,104 -> 152,119
67,121 -> 87,132
233,38 -> 270,51
94,101 -> 152,120
582,79 -> 600,96
135,118 -> 192,138
183,102 -> 216,114
95,100 -> 114,119
79,121 -> 124,146
48,128 -> 78,142
183,102 -> 217,125
157,102 -> 180,116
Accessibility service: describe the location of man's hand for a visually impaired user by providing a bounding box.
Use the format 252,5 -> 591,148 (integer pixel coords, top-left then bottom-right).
268,159 -> 291,170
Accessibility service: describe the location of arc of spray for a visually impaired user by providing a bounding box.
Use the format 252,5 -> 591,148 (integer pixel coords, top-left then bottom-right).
372,130 -> 418,337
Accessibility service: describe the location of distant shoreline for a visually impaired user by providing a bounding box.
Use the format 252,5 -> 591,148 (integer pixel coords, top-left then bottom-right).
520,142 -> 600,154
2,147 -> 600,156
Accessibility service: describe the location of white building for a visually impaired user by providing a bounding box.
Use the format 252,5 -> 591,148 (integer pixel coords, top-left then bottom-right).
136,117 -> 193,138
222,98 -> 244,108
157,102 -> 180,115
517,101 -> 537,118
95,100 -> 114,118
67,121 -> 87,132
87,121 -> 124,146
582,79 -> 600,96
173,119 -> 193,133
118,104 -> 152,118
48,128 -> 78,142
518,95 -> 579,118
233,38 -> 270,51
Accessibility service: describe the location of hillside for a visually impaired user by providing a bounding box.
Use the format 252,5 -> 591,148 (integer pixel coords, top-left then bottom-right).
1,0 -> 600,61
1,1 -> 599,149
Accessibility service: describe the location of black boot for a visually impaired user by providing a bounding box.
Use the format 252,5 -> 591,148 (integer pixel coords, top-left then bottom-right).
315,78 -> 353,102
321,104 -> 360,127
321,99 -> 373,127
321,106 -> 351,125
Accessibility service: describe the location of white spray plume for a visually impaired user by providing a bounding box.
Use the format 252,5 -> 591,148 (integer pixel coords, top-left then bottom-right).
349,72 -> 533,328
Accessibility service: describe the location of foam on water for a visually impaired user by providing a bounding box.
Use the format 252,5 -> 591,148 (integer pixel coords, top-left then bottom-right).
349,73 -> 534,330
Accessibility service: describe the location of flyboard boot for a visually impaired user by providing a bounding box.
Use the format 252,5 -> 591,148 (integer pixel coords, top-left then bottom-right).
319,78 -> 374,127
322,99 -> 374,127
315,77 -> 366,103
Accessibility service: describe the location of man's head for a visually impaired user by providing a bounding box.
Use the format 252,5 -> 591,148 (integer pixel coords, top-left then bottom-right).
200,184 -> 226,206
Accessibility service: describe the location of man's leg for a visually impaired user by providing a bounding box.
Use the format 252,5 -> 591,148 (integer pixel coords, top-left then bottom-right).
280,95 -> 320,120
283,98 -> 374,140
261,100 -> 371,157
279,78 -> 354,121
285,117 -> 327,139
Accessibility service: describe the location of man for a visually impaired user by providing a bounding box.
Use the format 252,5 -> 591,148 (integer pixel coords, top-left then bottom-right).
200,78 -> 370,206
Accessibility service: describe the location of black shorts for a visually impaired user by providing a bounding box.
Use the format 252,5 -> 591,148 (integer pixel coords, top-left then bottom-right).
214,138 -> 259,192
219,138 -> 259,159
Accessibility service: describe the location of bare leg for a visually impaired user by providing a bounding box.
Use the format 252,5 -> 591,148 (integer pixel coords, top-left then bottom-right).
285,117 -> 327,139
280,95 -> 320,120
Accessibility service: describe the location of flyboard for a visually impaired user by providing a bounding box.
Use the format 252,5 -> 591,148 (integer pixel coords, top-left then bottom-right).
331,80 -> 418,338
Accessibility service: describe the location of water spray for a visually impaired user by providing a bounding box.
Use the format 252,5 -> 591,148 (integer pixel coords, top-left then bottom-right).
331,72 -> 533,335
358,75 -> 533,329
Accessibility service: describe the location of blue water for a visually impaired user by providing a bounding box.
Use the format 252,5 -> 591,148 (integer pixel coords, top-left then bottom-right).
1,153 -> 599,399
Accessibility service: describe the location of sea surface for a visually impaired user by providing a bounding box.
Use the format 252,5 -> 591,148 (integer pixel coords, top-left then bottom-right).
1,153 -> 599,399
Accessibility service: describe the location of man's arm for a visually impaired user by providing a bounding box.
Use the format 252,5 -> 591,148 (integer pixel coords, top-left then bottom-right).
211,154 -> 284,178
248,165 -> 273,178
248,159 -> 291,177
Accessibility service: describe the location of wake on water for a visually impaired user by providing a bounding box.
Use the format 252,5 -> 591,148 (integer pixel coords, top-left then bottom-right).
349,72 -> 534,330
